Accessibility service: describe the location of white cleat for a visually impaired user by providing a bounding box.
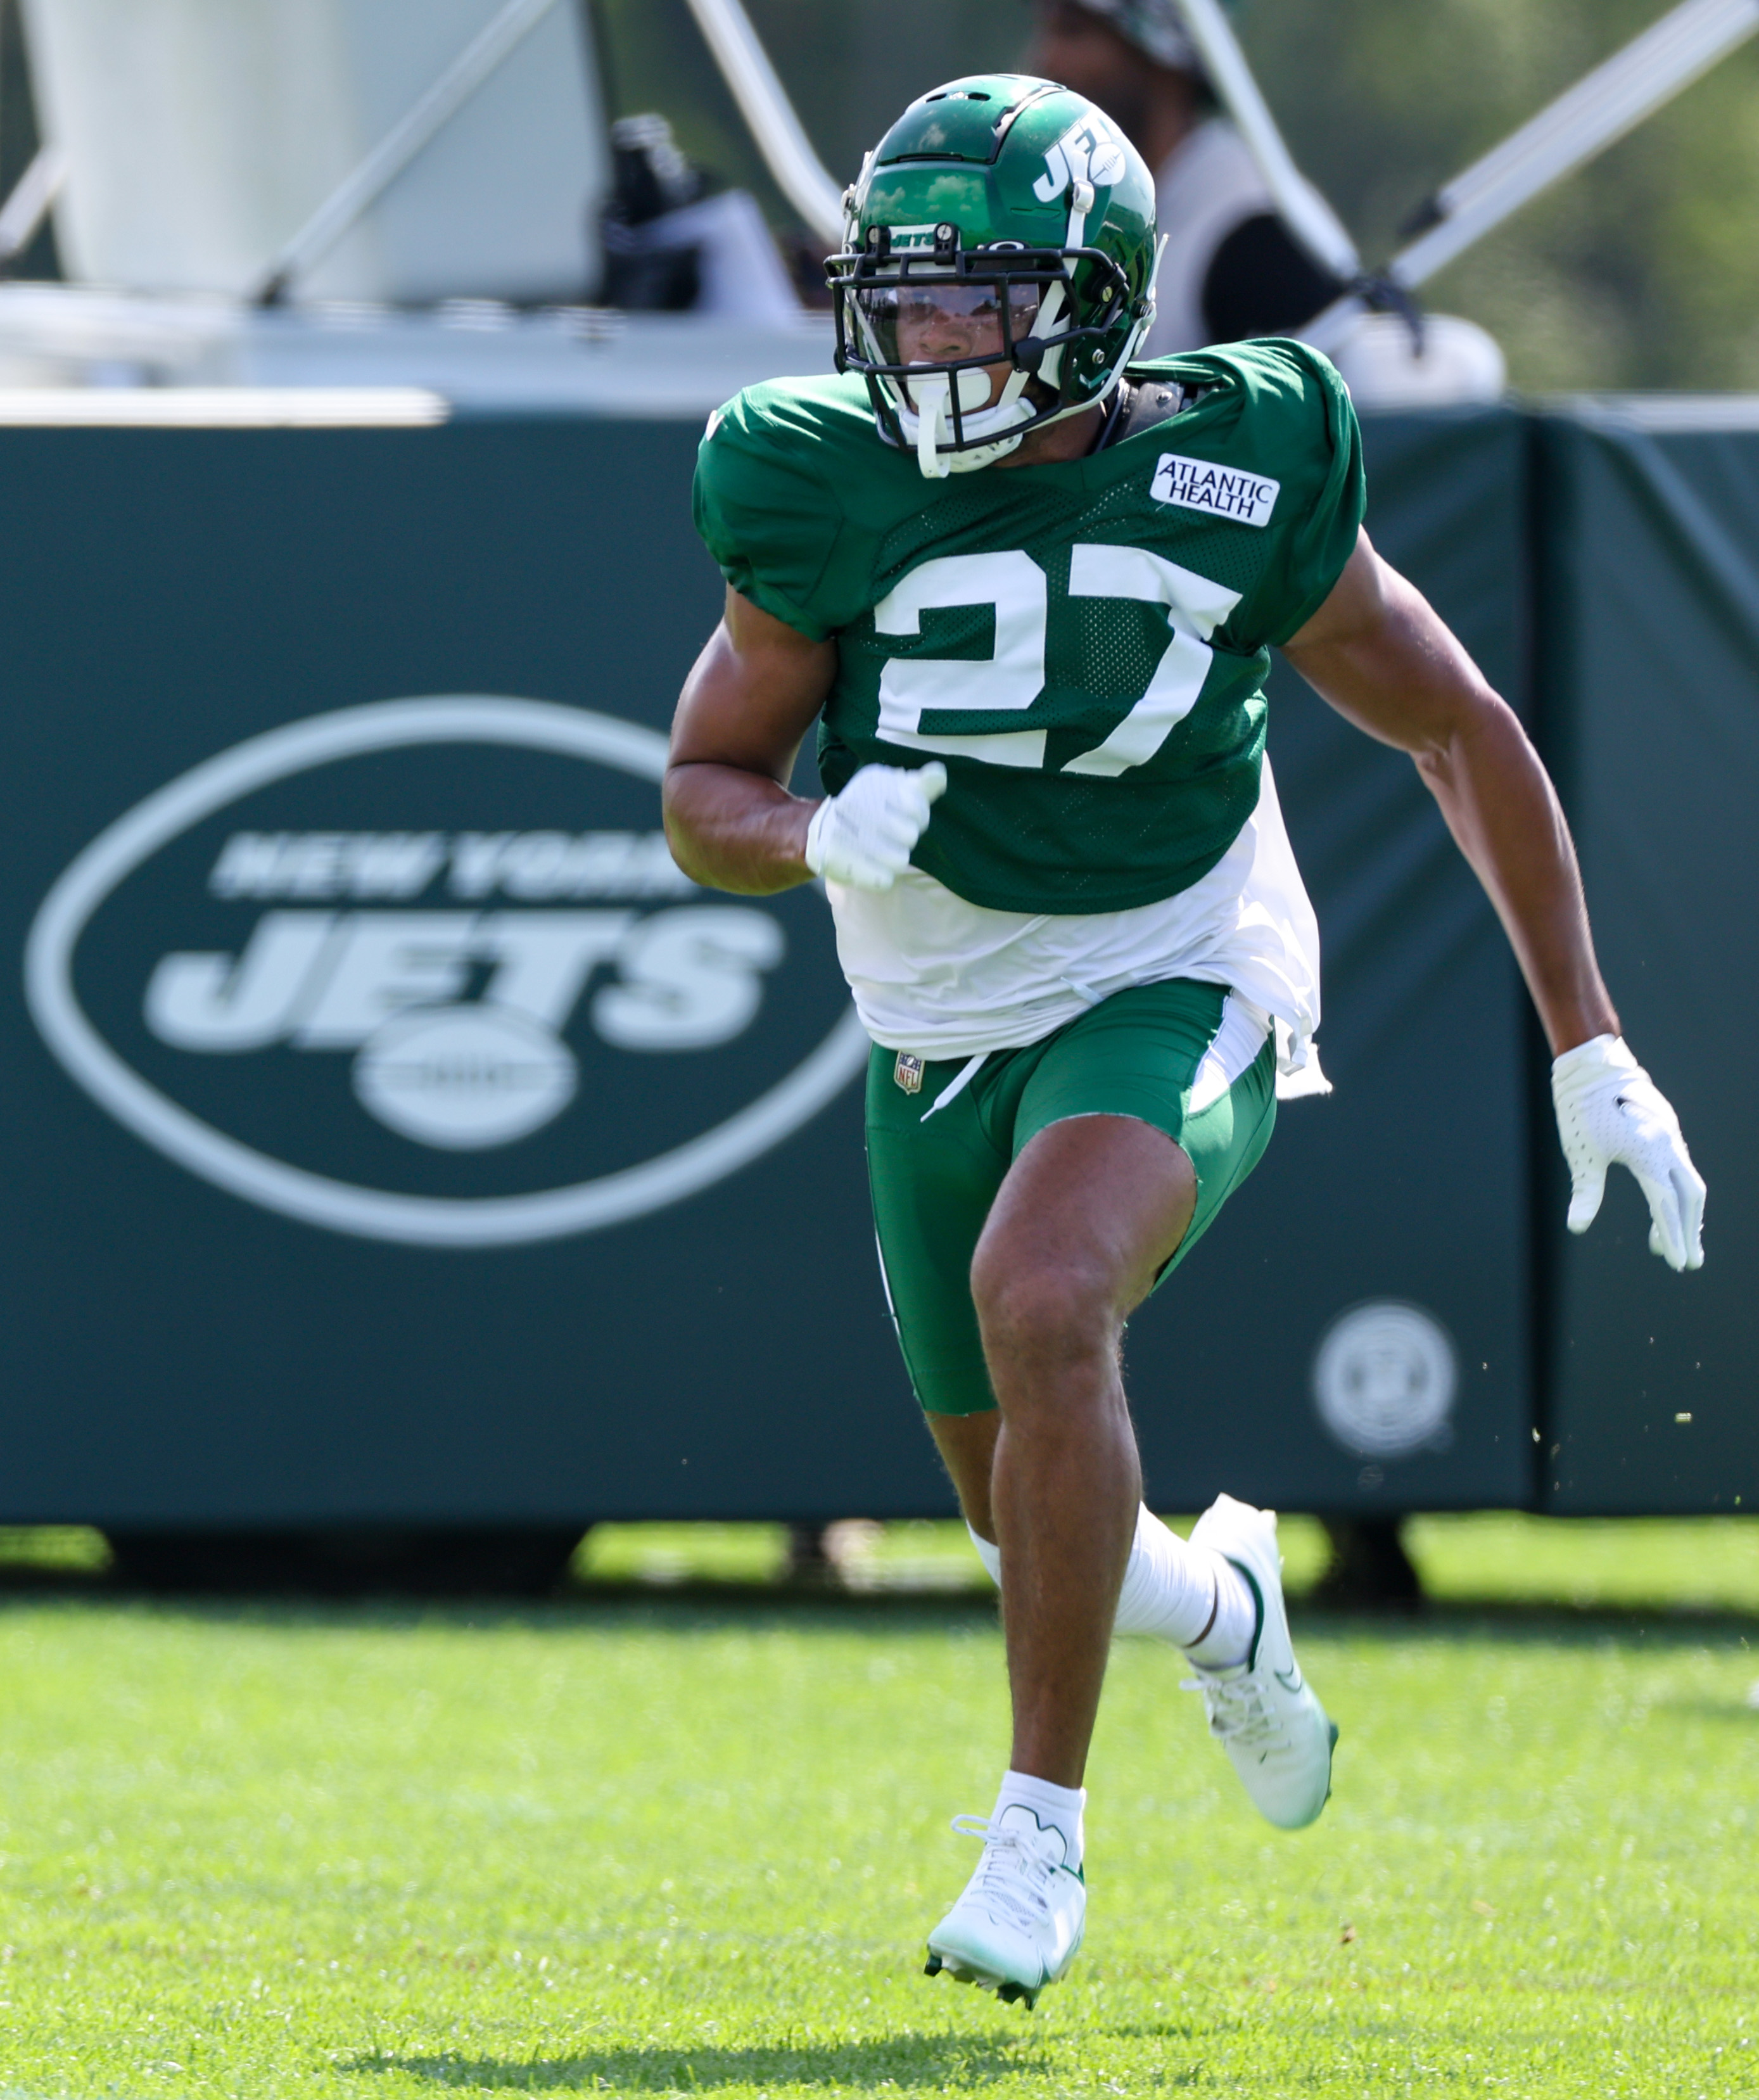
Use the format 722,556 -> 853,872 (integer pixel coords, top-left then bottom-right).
924,1805 -> 1086,2009
1183,1493 -> 1338,1830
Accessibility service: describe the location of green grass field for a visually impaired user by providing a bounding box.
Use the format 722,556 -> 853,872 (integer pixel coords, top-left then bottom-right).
1,1520 -> 1756,2097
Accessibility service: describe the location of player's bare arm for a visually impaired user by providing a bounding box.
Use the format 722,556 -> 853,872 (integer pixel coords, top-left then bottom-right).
1286,528 -> 1703,1268
1283,529 -> 1616,1055
663,586 -> 833,894
667,586 -> 951,901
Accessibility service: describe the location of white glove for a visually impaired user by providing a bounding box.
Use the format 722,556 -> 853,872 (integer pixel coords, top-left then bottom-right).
804,761 -> 947,892
1551,1034 -> 1705,1271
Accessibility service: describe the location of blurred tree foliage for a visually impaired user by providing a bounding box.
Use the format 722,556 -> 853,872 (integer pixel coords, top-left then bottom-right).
590,0 -> 1759,390
1243,0 -> 1759,391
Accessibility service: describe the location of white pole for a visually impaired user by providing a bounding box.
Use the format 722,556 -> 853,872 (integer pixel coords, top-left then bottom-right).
1172,0 -> 1360,282
0,144 -> 67,268
1302,0 -> 1759,352
1393,0 -> 1759,289
252,0 -> 562,303
680,0 -> 848,250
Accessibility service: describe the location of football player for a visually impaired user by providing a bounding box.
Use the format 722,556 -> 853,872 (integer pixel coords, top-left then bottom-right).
665,77 -> 1704,2007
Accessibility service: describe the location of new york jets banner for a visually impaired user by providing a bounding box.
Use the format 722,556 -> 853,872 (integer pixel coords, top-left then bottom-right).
0,420 -> 927,1527
3,404 -> 1741,1530
1534,409 -> 1759,1516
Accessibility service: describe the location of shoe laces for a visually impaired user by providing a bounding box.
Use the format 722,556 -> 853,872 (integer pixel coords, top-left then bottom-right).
1181,1665 -> 1288,1752
949,1814 -> 1064,1935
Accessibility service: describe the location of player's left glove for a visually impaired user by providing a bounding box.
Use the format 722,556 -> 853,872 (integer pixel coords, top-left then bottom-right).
1551,1034 -> 1705,1271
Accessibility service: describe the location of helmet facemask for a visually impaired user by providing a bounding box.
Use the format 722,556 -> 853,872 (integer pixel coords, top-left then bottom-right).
830,208 -> 1148,478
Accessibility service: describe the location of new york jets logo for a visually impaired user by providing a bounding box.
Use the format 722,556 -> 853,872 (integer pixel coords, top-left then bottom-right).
1034,113 -> 1128,201
882,222 -> 942,253
25,697 -> 864,1247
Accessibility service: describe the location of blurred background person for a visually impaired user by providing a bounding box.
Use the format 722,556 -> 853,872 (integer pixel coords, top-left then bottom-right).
1027,0 -> 1348,353
600,111 -> 799,318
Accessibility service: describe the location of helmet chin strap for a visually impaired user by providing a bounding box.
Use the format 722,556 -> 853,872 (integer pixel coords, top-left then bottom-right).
900,366 -> 1034,478
910,374 -> 953,478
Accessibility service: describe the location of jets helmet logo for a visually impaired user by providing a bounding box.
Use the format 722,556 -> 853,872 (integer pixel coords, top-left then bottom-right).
1033,113 -> 1128,203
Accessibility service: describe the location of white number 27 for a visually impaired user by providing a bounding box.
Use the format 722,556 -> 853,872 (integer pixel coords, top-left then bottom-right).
872,546 -> 1241,775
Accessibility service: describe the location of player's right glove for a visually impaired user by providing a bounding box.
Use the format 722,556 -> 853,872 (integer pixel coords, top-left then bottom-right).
1551,1034 -> 1705,1271
804,761 -> 947,892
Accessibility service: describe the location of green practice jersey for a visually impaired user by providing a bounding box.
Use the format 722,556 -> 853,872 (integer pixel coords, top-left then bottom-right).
693,339 -> 1364,915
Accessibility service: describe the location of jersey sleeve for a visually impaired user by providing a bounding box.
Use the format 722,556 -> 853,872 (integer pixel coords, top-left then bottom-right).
692,387 -> 846,641
1224,340 -> 1366,650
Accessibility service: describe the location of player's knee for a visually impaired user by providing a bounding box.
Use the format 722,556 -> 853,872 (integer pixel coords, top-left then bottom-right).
970,1247 -> 1115,1371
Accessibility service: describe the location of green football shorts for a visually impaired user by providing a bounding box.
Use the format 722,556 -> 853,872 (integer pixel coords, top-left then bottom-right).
865,979 -> 1278,1418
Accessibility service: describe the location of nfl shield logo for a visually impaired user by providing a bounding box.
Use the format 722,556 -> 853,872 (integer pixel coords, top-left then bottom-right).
894,1053 -> 925,1095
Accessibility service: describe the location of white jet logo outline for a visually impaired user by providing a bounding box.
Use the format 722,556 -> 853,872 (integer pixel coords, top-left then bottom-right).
1033,113 -> 1129,203
24,696 -> 867,1249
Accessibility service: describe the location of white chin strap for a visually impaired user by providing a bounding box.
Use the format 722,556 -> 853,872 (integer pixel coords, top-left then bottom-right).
899,367 -> 1036,479
895,337 -> 1144,480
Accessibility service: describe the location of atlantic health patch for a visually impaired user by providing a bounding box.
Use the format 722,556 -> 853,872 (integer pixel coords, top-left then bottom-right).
1151,452 -> 1280,528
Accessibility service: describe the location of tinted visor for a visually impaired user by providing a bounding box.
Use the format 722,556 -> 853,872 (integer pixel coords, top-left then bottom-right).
853,280 -> 1043,367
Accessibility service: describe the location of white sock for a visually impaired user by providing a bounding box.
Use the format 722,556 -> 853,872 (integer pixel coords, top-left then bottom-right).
967,1507 -> 1254,1667
966,1522 -> 1002,1586
993,1769 -> 1085,1871
1113,1506 -> 1257,1667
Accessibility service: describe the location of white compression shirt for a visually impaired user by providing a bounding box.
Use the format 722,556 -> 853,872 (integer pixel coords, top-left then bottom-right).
1142,117 -> 1343,360
1143,118 -> 1271,359
826,756 -> 1326,1086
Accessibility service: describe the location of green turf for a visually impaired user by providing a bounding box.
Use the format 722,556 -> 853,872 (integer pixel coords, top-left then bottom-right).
1405,1513 -> 1759,1613
1,1531 -> 1756,2096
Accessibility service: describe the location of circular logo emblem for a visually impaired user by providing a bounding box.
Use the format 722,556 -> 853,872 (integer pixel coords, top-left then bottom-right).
25,696 -> 865,1247
1311,1300 -> 1457,1459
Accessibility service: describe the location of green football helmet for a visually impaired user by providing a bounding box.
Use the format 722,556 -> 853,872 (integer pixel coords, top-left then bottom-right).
828,75 -> 1159,478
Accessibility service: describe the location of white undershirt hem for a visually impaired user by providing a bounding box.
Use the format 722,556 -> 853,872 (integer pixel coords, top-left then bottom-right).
827,757 -> 1326,1093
